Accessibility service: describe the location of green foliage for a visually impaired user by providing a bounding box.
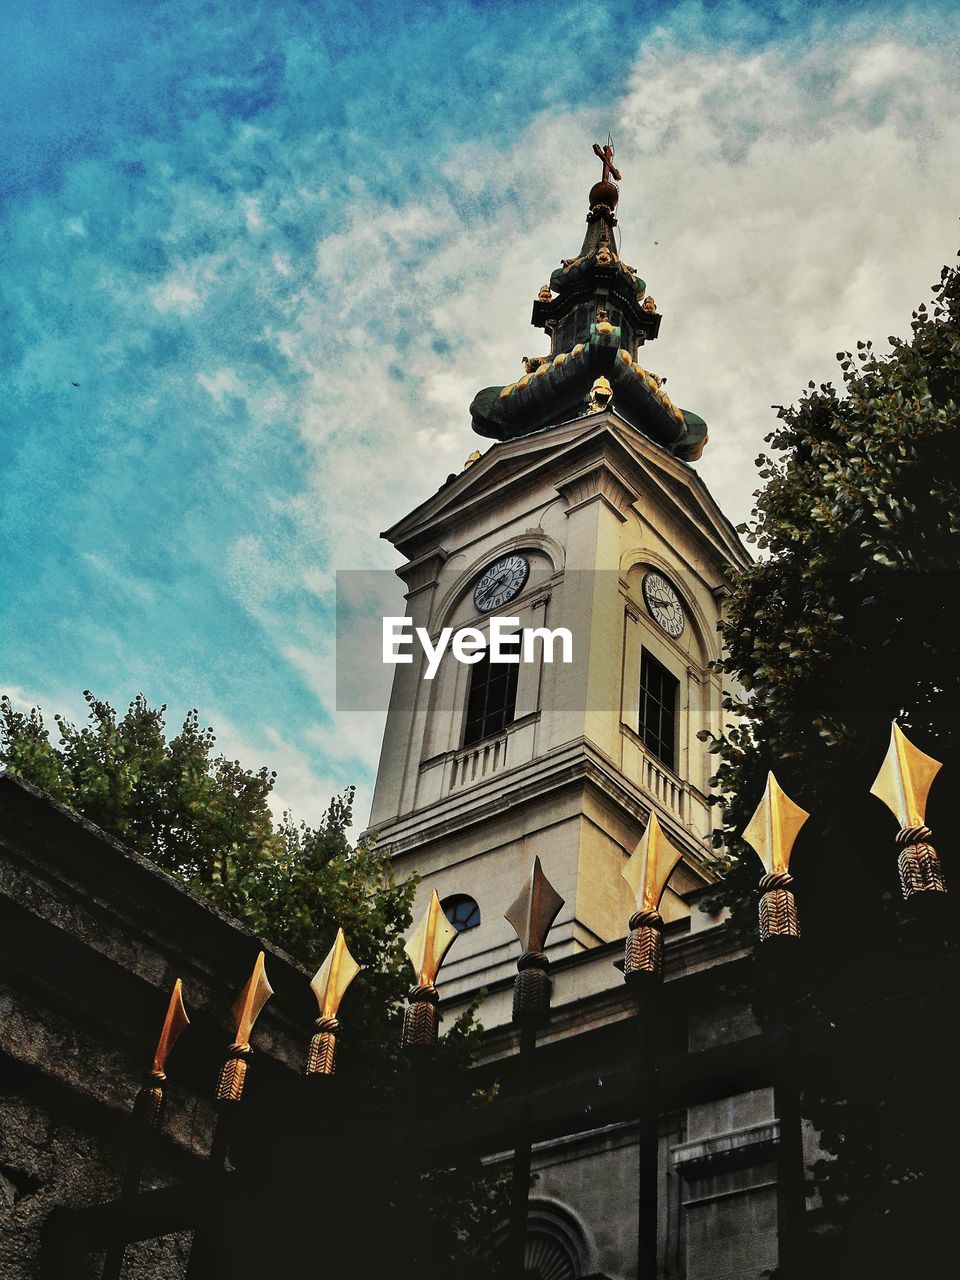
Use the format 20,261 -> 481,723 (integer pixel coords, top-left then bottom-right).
710,253 -> 960,851
0,691 -> 409,965
705,252 -> 960,1270
0,690 -> 505,1274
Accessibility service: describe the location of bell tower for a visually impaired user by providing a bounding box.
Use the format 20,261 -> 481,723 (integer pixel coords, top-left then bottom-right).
366,144 -> 749,1022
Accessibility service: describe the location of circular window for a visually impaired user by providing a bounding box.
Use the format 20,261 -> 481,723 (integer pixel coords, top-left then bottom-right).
440,894 -> 481,933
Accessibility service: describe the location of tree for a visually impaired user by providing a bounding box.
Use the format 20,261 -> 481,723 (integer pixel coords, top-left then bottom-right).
0,691 -> 505,1276
704,252 -> 960,1275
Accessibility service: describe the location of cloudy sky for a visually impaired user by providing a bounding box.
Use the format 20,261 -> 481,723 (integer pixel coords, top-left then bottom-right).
3,0 -> 959,827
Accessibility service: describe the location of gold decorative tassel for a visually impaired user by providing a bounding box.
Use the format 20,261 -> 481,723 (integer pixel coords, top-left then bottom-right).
133,1069 -> 168,1129
402,986 -> 440,1050
305,1020 -> 340,1077
896,826 -> 947,898
215,1043 -> 252,1103
512,952 -> 551,1023
758,873 -> 800,940
624,909 -> 664,977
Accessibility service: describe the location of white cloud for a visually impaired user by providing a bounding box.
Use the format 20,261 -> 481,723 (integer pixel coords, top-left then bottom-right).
262,24 -> 960,815
19,14 -> 957,833
197,368 -> 243,404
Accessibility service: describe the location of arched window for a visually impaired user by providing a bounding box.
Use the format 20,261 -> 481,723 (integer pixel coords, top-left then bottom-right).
523,1232 -> 577,1279
463,649 -> 518,746
639,648 -> 678,771
492,1201 -> 590,1278
441,894 -> 481,933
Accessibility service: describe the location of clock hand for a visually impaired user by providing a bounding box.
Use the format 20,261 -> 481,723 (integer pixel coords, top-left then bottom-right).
479,572 -> 511,604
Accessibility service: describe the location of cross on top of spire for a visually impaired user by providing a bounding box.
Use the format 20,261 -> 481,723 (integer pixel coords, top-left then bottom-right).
592,138 -> 621,184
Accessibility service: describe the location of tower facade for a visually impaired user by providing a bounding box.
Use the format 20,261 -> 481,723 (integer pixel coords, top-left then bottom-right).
368,150 -> 749,1024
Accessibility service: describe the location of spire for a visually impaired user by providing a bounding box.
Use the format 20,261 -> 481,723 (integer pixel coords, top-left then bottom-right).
532,139 -> 658,362
469,141 -> 708,462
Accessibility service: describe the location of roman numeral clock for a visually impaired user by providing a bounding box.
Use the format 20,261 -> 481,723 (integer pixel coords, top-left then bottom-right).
642,572 -> 685,638
473,553 -> 530,614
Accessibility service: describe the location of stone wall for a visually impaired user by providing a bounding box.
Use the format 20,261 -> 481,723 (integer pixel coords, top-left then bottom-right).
0,773 -> 311,1279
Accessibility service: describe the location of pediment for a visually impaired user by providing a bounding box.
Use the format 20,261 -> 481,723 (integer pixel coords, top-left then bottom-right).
383,412 -> 749,569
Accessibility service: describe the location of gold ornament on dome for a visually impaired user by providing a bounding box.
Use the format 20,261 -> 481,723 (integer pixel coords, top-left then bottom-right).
587,376 -> 613,413
742,772 -> 809,876
870,721 -> 942,829
642,295 -> 657,313
537,284 -> 553,302
621,810 -> 683,914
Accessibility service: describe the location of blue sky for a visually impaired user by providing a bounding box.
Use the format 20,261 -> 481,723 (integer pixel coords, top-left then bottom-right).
3,0 -> 960,825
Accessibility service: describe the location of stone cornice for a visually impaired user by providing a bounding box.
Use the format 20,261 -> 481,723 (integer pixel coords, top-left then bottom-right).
555,459 -> 636,522
397,547 -> 449,597
672,1120 -> 781,1180
366,736 -> 717,879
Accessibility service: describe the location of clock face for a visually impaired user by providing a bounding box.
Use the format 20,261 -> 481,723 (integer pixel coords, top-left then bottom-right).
473,554 -> 530,613
642,572 -> 685,638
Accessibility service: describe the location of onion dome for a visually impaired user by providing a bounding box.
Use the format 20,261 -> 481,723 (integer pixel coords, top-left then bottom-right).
469,142 -> 708,463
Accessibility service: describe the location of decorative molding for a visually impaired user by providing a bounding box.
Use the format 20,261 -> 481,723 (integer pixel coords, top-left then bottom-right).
556,462 -> 636,522
671,1119 -> 780,1178
431,532 -> 565,630
398,548 -> 449,597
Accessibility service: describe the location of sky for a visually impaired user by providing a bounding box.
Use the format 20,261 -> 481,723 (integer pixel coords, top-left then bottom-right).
3,0 -> 960,828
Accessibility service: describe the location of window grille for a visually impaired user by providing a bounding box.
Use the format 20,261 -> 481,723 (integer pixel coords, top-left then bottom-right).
639,649 -> 678,771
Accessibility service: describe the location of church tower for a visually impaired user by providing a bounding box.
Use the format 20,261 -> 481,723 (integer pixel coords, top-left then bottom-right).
367,145 -> 749,1023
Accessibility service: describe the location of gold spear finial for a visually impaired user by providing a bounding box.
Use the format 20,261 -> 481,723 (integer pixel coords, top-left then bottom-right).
505,858 -> 565,1023
135,979 -> 190,1127
401,891 -> 460,1050
743,771 -> 809,877
743,772 -> 809,940
620,811 -> 683,979
870,722 -> 946,898
152,978 -> 190,1075
622,810 -> 683,914
504,856 -> 564,954
405,889 -> 459,988
306,928 -> 362,1077
216,951 -> 274,1103
311,927 -> 362,1019
870,721 -> 941,830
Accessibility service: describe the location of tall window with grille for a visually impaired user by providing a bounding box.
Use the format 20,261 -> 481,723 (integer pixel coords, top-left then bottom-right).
463,649 -> 519,747
639,649 -> 679,771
